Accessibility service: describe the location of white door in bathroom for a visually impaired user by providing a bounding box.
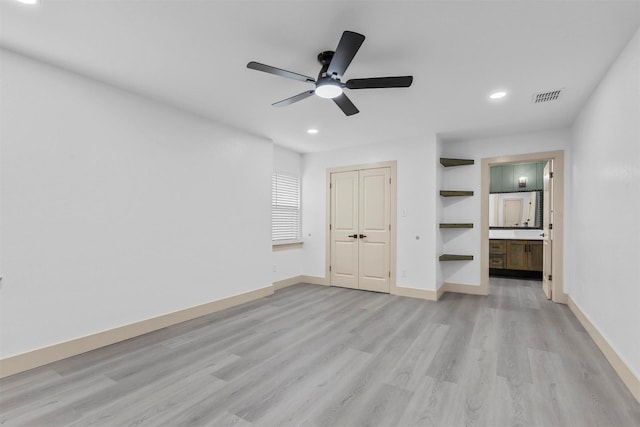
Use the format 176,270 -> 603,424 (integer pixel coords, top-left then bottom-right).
542,161 -> 553,300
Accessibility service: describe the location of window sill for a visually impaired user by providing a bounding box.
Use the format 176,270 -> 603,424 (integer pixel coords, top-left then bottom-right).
272,241 -> 303,250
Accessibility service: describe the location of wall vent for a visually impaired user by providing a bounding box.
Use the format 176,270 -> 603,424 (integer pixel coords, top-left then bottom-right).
532,89 -> 562,104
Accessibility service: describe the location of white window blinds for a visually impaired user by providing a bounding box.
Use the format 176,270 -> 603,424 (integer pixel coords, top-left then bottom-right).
272,173 -> 300,241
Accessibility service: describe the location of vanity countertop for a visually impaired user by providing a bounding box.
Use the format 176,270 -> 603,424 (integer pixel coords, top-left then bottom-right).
489,229 -> 544,240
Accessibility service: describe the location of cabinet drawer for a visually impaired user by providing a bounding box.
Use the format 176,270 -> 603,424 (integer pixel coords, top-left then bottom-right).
489,255 -> 506,268
489,240 -> 506,254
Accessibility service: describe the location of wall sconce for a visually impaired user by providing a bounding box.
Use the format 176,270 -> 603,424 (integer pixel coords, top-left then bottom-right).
518,176 -> 527,188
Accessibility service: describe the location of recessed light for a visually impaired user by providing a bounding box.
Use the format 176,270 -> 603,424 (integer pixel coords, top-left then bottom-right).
307,129 -> 319,134
14,0 -> 38,4
489,91 -> 507,100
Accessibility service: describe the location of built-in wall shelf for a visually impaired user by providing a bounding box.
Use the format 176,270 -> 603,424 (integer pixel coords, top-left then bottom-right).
439,158 -> 475,267
439,254 -> 474,261
439,223 -> 474,229
440,158 -> 475,167
440,190 -> 474,197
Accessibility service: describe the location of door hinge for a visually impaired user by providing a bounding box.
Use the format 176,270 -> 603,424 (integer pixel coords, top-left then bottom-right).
549,224 -> 553,230
550,172 -> 554,178
329,224 -> 332,230
329,265 -> 332,272
548,274 -> 552,281
330,182 -> 332,189
389,271 -> 391,278
389,224 -> 391,231
389,178 -> 391,184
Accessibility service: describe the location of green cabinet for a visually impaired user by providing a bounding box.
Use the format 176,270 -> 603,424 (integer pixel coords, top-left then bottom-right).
536,162 -> 545,189
501,164 -> 514,192
490,161 -> 546,192
490,167 -> 503,193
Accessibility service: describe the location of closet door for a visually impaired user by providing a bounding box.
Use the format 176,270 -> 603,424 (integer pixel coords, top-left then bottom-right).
330,167 -> 391,293
330,171 -> 359,289
358,168 -> 391,293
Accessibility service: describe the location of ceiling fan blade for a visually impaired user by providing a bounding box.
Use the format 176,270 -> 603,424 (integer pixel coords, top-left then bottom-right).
327,31 -> 365,78
333,93 -> 359,116
247,61 -> 315,83
346,76 -> 413,89
272,90 -> 315,107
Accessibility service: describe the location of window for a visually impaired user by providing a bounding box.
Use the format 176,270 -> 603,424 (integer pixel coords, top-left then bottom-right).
272,172 -> 300,242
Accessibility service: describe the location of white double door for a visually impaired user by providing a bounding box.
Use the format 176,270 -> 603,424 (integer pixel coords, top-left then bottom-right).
330,167 -> 391,293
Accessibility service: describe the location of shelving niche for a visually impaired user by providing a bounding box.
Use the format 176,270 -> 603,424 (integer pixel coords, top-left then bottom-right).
439,158 -> 474,262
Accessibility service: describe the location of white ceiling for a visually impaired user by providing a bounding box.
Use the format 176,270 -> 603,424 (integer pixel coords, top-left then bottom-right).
1,0 -> 639,153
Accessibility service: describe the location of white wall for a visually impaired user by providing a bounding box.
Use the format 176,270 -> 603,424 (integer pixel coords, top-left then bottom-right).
301,137 -> 439,291
570,27 -> 640,378
440,129 -> 572,286
0,49 -> 273,358
272,145 -> 304,282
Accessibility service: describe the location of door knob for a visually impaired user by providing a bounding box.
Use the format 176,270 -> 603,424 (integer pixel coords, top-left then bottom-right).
540,233 -> 545,237
359,234 -> 367,239
348,234 -> 358,238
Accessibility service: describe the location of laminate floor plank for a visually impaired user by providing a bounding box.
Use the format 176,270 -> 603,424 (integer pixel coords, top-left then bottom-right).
19,341 -> 233,426
228,341 -> 360,423
397,376 -> 460,426
385,322 -> 450,391
65,361 -> 229,427
1,279 -> 639,427
517,280 -> 541,310
253,348 -> 373,427
456,348 -> 498,427
350,383 -> 414,427
528,347 -> 576,427
0,374 -> 116,425
300,302 -> 434,427
0,368 -> 62,393
490,375 -> 538,427
469,306 -> 498,351
496,342 -> 533,385
424,320 -> 474,383
166,329 -> 357,426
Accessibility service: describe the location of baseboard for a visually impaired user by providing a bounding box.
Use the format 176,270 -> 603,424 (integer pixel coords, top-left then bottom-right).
392,285 -> 438,301
300,275 -> 330,286
568,297 -> 640,403
554,290 -> 569,305
0,285 -> 274,379
441,282 -> 488,296
436,284 -> 447,300
272,275 -> 304,290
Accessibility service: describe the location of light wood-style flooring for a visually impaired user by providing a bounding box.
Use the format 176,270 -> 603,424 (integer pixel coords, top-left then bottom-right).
1,279 -> 639,426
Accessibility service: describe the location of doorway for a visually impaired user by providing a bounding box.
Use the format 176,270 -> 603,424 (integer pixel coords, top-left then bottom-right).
481,151 -> 566,303
325,161 -> 397,293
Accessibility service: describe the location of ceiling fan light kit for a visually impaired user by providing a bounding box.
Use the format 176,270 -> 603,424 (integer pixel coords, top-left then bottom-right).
247,30 -> 413,116
315,81 -> 343,99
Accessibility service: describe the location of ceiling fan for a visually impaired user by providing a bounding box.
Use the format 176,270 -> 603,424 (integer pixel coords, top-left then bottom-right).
247,31 -> 413,116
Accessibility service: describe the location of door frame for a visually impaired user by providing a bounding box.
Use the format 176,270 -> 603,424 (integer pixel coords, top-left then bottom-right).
325,161 -> 397,293
481,150 -> 567,303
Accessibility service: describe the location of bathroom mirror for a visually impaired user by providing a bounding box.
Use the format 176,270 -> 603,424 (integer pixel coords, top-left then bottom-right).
489,191 -> 542,229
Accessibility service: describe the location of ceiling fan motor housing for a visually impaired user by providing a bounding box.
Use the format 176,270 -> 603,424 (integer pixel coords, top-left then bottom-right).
317,51 -> 335,67
317,51 -> 339,81
315,50 -> 343,98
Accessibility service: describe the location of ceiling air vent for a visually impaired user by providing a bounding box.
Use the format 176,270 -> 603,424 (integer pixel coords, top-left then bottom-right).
532,89 -> 562,104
